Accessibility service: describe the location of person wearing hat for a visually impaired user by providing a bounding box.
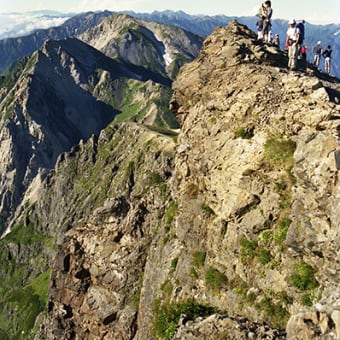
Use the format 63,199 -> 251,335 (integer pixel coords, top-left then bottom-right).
286,19 -> 301,70
312,41 -> 323,69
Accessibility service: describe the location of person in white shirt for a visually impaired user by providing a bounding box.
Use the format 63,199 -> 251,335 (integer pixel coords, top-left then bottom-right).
285,19 -> 300,70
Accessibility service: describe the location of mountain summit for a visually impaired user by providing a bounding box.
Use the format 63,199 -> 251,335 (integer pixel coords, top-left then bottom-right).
78,13 -> 202,80
0,20 -> 340,339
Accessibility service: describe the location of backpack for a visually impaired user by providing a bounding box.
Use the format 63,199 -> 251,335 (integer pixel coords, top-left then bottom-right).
323,49 -> 332,58
314,45 -> 322,55
296,22 -> 305,44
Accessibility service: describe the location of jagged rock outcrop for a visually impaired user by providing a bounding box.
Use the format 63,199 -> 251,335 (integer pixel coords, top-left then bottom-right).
3,20 -> 340,339
167,20 -> 340,339
35,122 -> 176,339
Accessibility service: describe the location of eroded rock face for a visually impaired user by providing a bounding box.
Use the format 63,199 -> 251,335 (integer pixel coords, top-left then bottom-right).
35,123 -> 175,339
37,21 -> 340,339
166,20 -> 340,339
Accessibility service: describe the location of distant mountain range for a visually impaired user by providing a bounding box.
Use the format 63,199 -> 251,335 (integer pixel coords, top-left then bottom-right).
0,10 -> 339,77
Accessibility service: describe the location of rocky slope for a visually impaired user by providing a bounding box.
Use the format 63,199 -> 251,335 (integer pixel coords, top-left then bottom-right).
168,21 -> 340,339
30,20 -> 340,339
1,20 -> 340,339
0,35 -> 175,236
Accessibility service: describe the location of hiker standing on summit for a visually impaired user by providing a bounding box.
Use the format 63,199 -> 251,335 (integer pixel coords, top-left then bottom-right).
312,41 -> 323,69
323,45 -> 332,74
286,19 -> 300,71
261,1 -> 273,43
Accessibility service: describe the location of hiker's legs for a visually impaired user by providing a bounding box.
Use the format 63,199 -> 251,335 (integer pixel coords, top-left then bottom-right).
288,44 -> 298,70
325,58 -> 330,74
262,21 -> 271,43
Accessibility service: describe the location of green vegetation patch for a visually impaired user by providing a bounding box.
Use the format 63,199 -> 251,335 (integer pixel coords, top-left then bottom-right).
255,296 -> 290,329
274,216 -> 291,248
0,210 -> 54,340
165,201 -> 178,231
239,236 -> 275,266
257,249 -> 273,265
0,55 -> 34,90
5,222 -> 46,245
146,172 -> 164,187
205,267 -> 227,290
301,293 -> 314,306
263,137 -> 296,166
160,280 -> 174,300
289,262 -> 319,291
239,237 -> 258,263
0,269 -> 51,340
153,298 -> 218,340
170,257 -> 179,274
192,251 -> 206,268
235,127 -> 254,139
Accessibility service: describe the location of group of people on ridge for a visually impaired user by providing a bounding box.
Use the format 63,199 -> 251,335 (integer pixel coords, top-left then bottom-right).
286,19 -> 332,74
256,1 -> 333,74
311,41 -> 333,74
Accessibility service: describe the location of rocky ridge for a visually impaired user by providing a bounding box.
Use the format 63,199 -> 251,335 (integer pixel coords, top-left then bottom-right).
0,11 -> 113,71
1,20 -> 340,339
34,122 -> 176,339
169,21 -> 340,339
36,20 -> 340,340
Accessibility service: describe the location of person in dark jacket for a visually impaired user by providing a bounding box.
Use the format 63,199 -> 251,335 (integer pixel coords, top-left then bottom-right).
312,41 -> 323,68
322,45 -> 332,74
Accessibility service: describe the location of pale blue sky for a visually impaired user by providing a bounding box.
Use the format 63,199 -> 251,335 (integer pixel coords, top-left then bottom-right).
0,0 -> 339,24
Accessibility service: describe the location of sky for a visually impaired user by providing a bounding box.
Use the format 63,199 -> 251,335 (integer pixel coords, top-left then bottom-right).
0,0 -> 339,25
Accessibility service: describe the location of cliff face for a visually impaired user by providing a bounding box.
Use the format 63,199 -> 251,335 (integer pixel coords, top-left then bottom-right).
8,20 -> 340,339
34,122 -> 176,339
168,21 -> 340,339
